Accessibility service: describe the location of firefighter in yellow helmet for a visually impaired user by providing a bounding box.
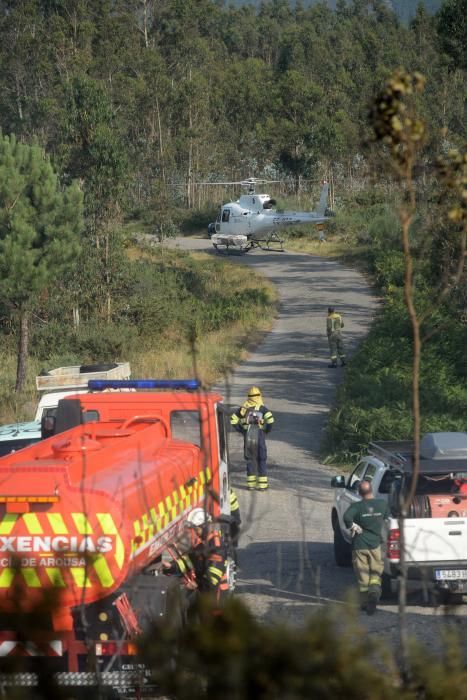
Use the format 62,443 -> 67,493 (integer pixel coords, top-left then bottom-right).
230,387 -> 274,491
326,306 -> 345,368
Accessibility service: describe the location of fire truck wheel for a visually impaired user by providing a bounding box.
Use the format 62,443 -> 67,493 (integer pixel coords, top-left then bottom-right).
79,363 -> 118,373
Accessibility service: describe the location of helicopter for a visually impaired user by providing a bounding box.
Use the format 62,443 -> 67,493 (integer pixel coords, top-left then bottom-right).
205,178 -> 334,253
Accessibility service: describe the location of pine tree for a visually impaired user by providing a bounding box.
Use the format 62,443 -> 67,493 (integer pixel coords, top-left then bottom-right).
0,134 -> 83,391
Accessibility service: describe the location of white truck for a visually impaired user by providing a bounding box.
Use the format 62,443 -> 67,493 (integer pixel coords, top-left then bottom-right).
0,363 -> 131,456
331,432 -> 467,603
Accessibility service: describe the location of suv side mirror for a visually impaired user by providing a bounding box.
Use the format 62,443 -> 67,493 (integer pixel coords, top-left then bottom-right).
41,415 -> 56,440
331,475 -> 346,488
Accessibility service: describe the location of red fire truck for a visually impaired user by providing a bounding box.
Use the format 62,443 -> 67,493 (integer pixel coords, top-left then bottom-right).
0,380 -> 235,696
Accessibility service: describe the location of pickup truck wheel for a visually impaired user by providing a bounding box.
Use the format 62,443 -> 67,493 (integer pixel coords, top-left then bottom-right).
381,572 -> 396,600
436,590 -> 464,606
333,523 -> 352,567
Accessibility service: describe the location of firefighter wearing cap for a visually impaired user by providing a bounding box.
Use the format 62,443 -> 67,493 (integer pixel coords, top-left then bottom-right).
230,387 -> 274,491
327,307 -> 345,368
163,509 -> 230,603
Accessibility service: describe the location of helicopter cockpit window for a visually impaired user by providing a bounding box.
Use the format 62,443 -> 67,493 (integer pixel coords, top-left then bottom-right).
221,209 -> 230,223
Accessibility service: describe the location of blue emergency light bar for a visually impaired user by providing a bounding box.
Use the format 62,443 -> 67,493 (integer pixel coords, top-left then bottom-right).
88,379 -> 200,391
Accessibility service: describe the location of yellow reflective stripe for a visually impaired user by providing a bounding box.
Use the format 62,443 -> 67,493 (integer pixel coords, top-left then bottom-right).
93,556 -> 114,588
206,467 -> 212,481
369,577 -> 381,584
70,568 -> 91,588
208,566 -> 223,578
72,513 -> 93,535
165,495 -> 172,512
170,490 -> 179,517
199,472 -> 206,485
96,513 -> 117,535
22,514 -> 43,535
230,414 -> 240,424
150,507 -> 158,525
177,558 -> 187,574
179,485 -> 186,500
0,514 -> 18,534
0,569 -> 15,587
263,411 -> 273,419
21,568 -> 42,588
114,535 -> 124,569
133,520 -> 142,536
47,513 -> 68,534
45,568 -> 65,587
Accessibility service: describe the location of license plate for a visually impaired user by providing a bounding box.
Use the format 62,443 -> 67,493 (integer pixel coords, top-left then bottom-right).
435,569 -> 467,581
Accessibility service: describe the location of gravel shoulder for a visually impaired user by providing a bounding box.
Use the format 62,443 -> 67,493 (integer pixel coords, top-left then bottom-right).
170,236 -> 466,654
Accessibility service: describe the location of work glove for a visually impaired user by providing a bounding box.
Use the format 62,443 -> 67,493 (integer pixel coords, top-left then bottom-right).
349,523 -> 363,537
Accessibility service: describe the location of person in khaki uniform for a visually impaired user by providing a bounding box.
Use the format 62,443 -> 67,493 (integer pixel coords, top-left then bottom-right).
326,307 -> 345,367
343,480 -> 390,615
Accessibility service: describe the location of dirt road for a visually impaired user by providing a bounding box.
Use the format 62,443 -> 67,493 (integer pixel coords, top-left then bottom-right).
172,237 -> 466,653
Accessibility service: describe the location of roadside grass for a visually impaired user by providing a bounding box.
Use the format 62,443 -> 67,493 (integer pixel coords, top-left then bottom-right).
0,244 -> 277,425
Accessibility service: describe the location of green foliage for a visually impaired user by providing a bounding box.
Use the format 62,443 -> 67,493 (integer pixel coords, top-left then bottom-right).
0,133 -> 83,389
140,596 -> 467,700
0,134 -> 83,307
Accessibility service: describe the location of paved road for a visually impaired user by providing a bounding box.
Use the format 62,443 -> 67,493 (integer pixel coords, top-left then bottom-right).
171,237 -> 466,654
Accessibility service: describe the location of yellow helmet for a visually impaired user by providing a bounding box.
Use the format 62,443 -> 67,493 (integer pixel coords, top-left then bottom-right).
248,386 -> 261,398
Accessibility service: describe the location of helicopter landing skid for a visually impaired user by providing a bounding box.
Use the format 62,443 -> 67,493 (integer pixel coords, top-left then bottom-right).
253,232 -> 285,252
212,241 -> 253,255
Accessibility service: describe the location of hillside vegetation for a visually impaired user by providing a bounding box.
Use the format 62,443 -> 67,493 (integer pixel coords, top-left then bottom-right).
0,245 -> 276,424
0,0 -> 464,440
231,0 -> 444,24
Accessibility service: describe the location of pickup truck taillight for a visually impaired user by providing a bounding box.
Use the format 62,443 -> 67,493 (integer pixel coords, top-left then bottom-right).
387,528 -> 400,560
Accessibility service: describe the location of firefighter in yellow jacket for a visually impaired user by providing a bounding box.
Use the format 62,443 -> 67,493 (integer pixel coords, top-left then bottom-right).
327,307 -> 345,368
230,387 -> 274,491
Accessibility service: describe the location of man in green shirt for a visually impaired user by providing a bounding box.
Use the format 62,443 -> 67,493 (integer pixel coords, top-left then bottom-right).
343,479 -> 391,615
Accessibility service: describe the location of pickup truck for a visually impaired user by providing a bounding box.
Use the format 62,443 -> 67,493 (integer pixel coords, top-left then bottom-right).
331,432 -> 467,602
0,363 -> 130,456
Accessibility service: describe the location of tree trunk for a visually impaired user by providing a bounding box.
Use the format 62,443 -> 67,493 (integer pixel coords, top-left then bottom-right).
72,305 -> 80,329
15,310 -> 29,392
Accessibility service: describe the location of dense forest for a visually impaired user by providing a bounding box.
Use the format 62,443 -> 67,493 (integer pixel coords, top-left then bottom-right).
0,0 -> 465,434
0,0 -> 464,205
231,0 -> 445,24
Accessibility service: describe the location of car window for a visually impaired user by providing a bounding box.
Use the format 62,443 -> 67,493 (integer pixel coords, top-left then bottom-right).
170,410 -> 201,447
348,461 -> 367,490
379,470 -> 397,494
217,409 -> 227,463
363,463 -> 377,482
83,410 -> 100,423
0,438 -> 40,457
